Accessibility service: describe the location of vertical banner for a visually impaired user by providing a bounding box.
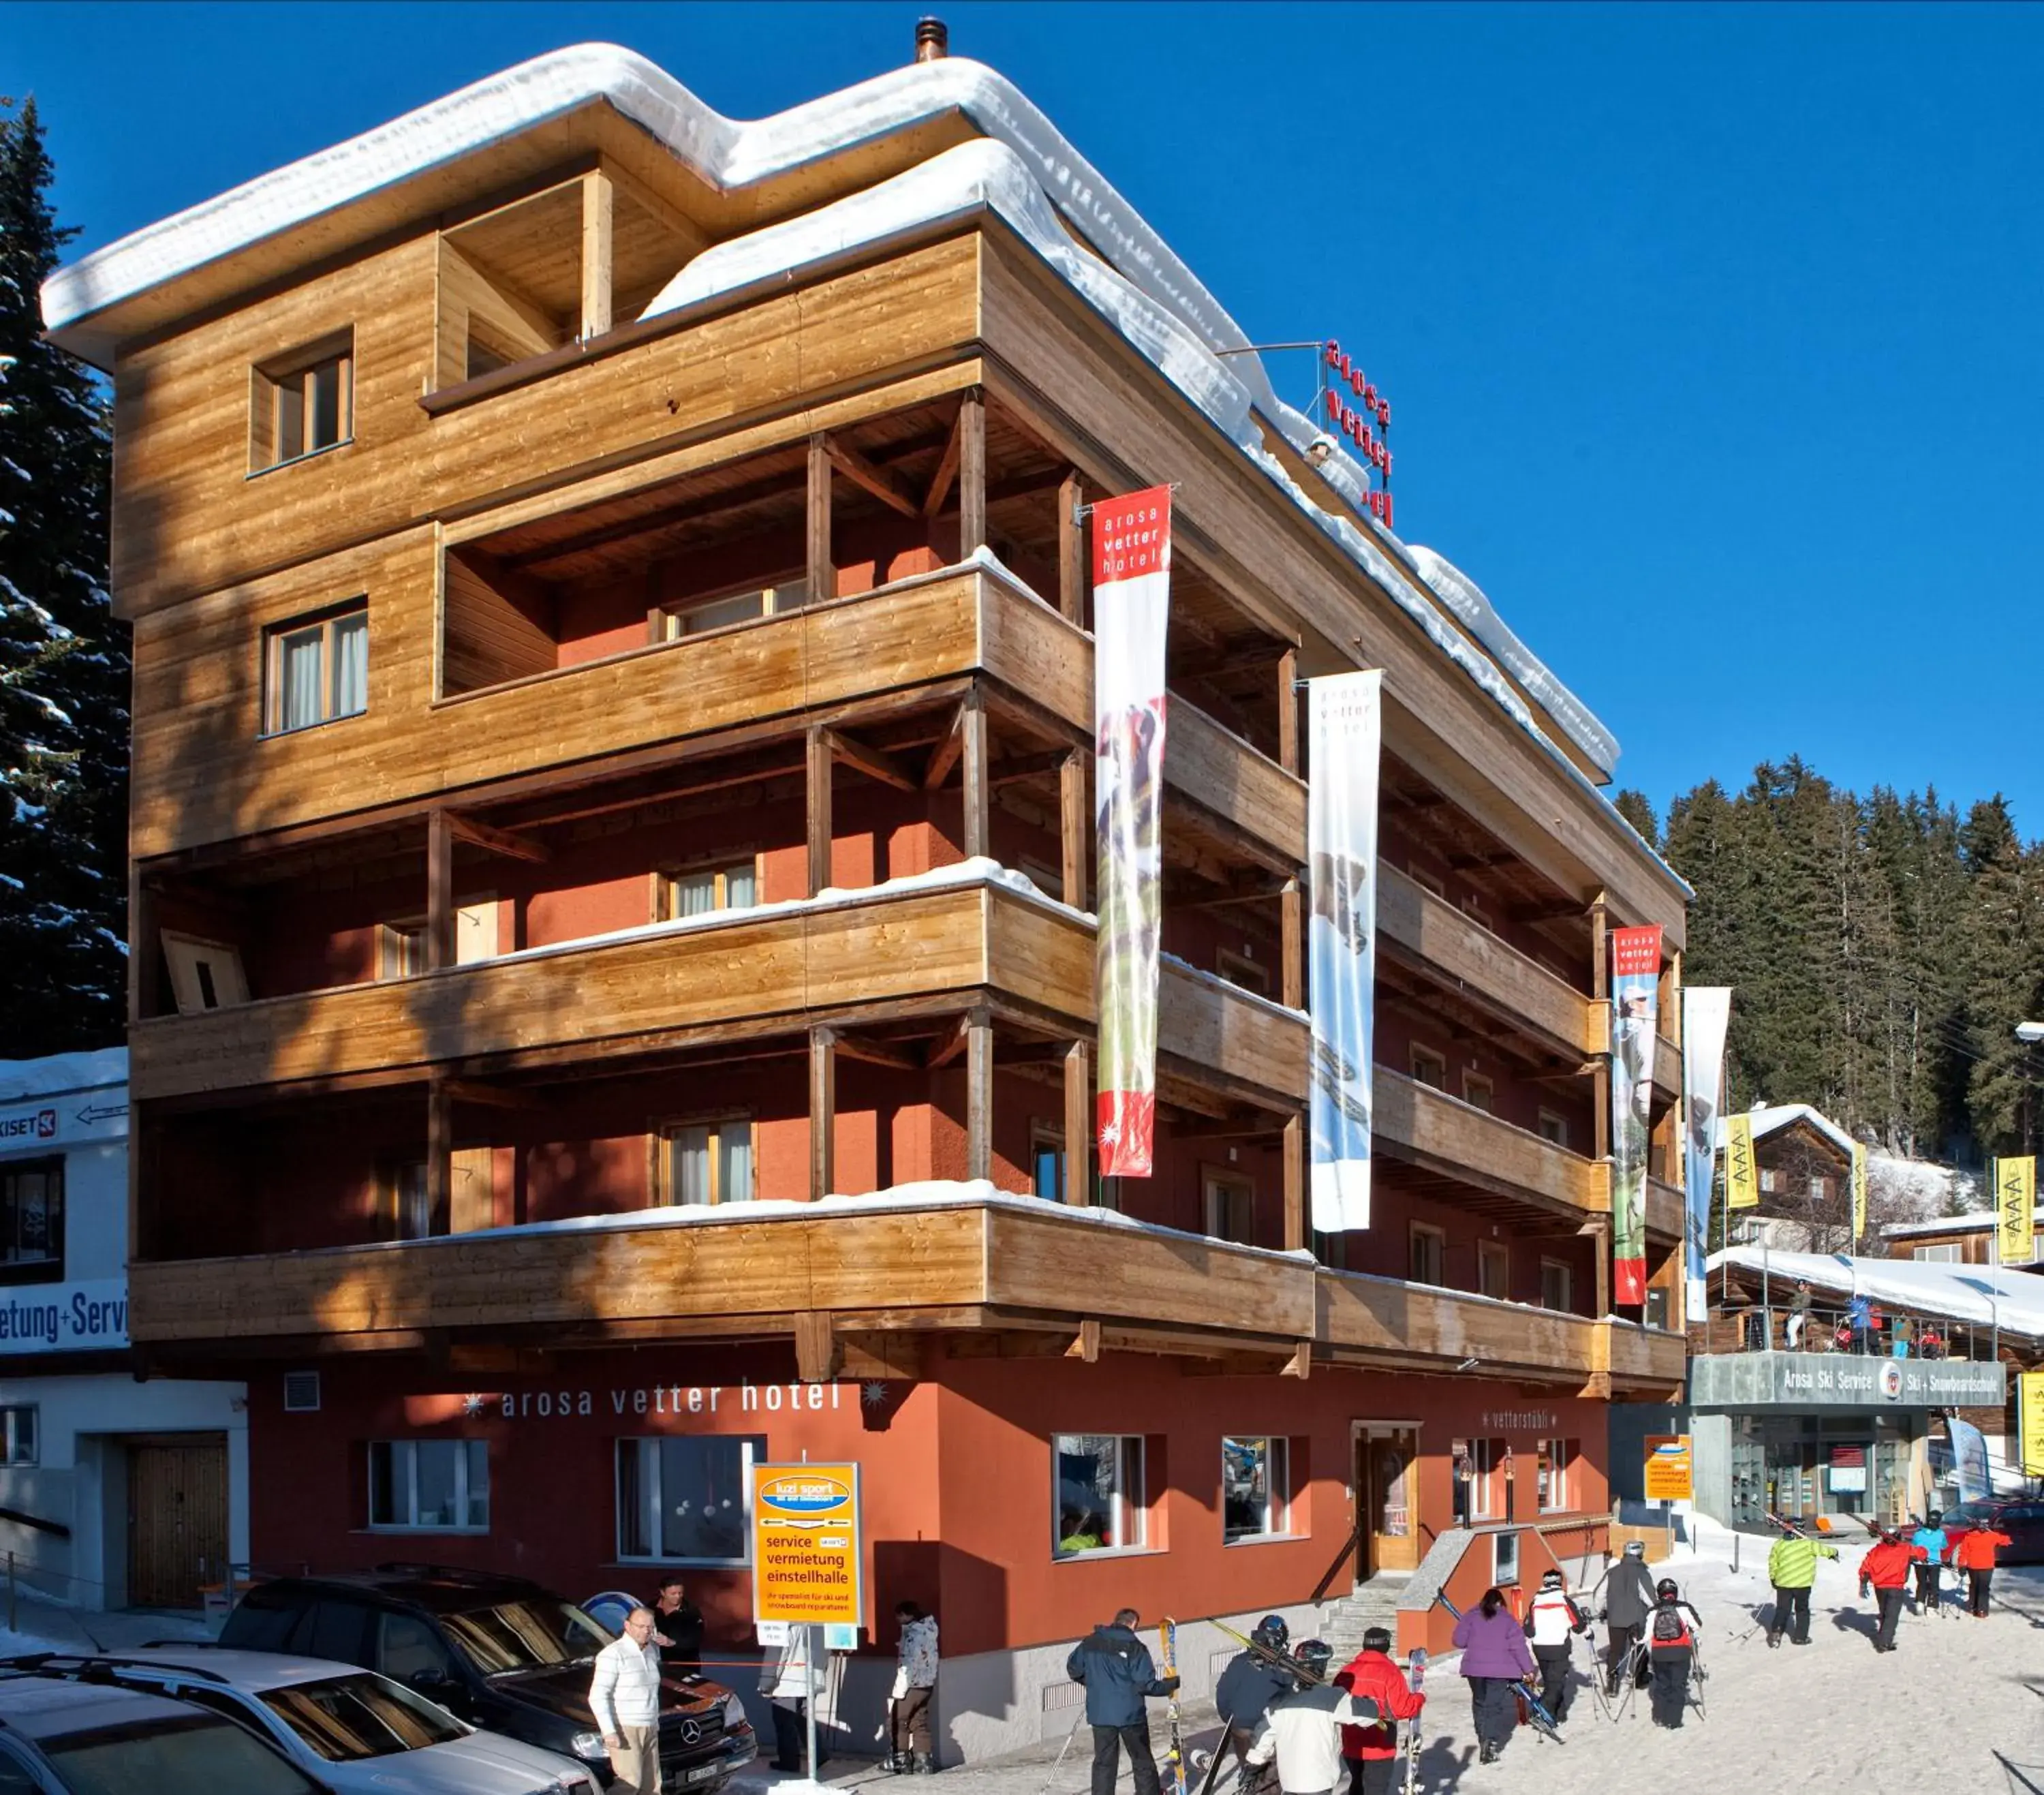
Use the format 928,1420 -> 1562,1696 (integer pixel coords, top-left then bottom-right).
1947,1417 -> 1991,1505
1725,1114 -> 1760,1210
1092,487 -> 1172,1178
1680,987 -> 1731,1317
1609,924 -> 1664,1306
1306,671 -> 1381,1232
1851,1142 -> 1869,1246
2019,1370 -> 2044,1477
1995,1155 -> 2036,1266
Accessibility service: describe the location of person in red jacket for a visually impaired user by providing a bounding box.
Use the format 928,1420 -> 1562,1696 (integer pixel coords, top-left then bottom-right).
1951,1521 -> 2013,1618
1858,1529 -> 1927,1653
1333,1629 -> 1424,1795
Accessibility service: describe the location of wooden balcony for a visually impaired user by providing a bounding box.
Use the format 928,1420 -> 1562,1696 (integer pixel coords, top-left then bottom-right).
1596,1318 -> 1688,1394
1374,1070 -> 1606,1219
1317,1271 -> 1600,1383
132,876 -> 1306,1107
1651,1029 -> 1681,1115
1377,864 -> 1598,1058
1645,1176 -> 1686,1242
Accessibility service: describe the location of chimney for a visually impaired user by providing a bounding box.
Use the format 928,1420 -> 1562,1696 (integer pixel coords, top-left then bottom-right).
914,16 -> 949,61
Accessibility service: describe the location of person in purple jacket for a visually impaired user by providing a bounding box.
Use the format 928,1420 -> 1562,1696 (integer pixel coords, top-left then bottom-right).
1451,1588 -> 1536,1766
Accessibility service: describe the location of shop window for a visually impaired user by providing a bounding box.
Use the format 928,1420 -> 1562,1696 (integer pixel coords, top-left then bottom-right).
1217,948 -> 1271,998
1469,1437 -> 1506,1522
1462,1071 -> 1494,1114
1540,1257 -> 1574,1313
657,857 -> 760,922
1410,1045 -> 1447,1090
1202,1169 -> 1256,1246
1476,1240 -> 1510,1300
1913,1244 -> 1962,1263
658,1117 -> 755,1207
1053,1433 -> 1145,1556
369,1439 -> 489,1531
1408,1223 -> 1445,1287
251,331 -> 353,470
1222,1435 -> 1289,1542
262,601 -> 368,735
0,1407 -> 36,1467
616,1435 -> 766,1564
1536,1109 -> 1570,1148
656,578 -> 809,641
1536,1437 -> 1576,1513
0,1162 -> 62,1284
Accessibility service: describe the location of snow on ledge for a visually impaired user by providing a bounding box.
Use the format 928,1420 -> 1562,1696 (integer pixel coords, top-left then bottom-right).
0,1047 -> 128,1103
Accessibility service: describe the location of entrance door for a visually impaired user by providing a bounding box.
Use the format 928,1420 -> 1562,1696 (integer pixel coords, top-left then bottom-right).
1354,1426 -> 1421,1581
127,1435 -> 228,1609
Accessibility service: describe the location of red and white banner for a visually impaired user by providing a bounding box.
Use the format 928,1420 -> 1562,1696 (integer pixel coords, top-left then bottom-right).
1609,924 -> 1664,1306
1092,487 -> 1172,1178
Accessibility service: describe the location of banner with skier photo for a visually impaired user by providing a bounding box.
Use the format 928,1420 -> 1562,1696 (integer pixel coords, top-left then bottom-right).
1091,486 -> 1172,1178
1609,923 -> 1663,1306
1679,985 -> 1730,1315
1307,669 -> 1381,1232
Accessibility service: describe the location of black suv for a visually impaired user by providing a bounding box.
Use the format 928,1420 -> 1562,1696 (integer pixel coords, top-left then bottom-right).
219,1567 -> 754,1790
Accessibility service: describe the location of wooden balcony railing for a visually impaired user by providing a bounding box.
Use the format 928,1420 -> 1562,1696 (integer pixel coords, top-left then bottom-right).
1374,1070 -> 1607,1216
1317,1271 -> 1599,1381
1595,1317 -> 1688,1392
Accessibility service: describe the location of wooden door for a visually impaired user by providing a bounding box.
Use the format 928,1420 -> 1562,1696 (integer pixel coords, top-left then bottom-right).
1367,1430 -> 1420,1573
127,1435 -> 228,1609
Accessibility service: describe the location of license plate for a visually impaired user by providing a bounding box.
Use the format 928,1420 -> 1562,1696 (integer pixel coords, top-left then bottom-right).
682,1764 -> 724,1785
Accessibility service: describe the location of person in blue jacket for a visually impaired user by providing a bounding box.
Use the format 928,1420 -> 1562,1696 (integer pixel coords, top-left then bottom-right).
1068,1608 -> 1179,1795
1909,1512 -> 1950,1614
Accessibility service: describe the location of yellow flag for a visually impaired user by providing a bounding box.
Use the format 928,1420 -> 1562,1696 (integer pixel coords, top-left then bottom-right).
2021,1370 -> 2044,1478
1851,1143 -> 1868,1244
1996,1155 -> 2036,1267
1726,1114 -> 1759,1210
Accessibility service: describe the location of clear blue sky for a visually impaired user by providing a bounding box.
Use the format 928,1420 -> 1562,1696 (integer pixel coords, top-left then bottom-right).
9,1 -> 2039,837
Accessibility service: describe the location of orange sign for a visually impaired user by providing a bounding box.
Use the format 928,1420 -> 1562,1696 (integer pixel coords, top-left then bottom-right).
749,1461 -> 863,1626
1643,1435 -> 1693,1502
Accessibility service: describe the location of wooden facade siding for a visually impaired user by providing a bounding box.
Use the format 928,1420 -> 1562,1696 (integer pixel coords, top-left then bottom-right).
1377,862 -> 1597,1056
1596,1318 -> 1688,1390
1376,1069 -> 1605,1215
1643,1176 -> 1685,1243
1316,1271 -> 1598,1379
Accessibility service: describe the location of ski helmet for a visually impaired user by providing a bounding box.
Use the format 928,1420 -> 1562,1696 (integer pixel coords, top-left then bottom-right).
1540,1569 -> 1564,1590
1251,1615 -> 1290,1651
1294,1639 -> 1334,1677
1361,1626 -> 1393,1654
1624,1539 -> 1646,1556
1655,1578 -> 1679,1602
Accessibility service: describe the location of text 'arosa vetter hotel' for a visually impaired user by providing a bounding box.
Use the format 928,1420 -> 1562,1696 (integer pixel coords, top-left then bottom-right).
45,20 -> 1688,1758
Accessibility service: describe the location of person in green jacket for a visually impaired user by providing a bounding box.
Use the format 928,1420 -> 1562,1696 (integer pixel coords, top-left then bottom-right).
1765,1520 -> 1839,1646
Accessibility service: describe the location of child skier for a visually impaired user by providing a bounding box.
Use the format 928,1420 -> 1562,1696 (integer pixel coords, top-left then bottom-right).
1908,1511 -> 1949,1614
1332,1627 -> 1425,1795
1521,1569 -> 1588,1722
1644,1578 -> 1702,1730
1244,1642 -> 1380,1795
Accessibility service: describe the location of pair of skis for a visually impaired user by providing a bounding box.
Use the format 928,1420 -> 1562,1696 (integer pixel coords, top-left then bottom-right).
1160,1617 -> 1188,1795
1431,1595 -> 1564,1744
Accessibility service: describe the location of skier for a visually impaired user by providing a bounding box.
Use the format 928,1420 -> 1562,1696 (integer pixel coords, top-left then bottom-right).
1216,1616 -> 1295,1779
1952,1518 -> 2013,1618
1765,1516 -> 1838,1647
1594,1539 -> 1658,1696
1067,1608 -> 1179,1795
1333,1627 -> 1425,1795
1243,1642 -> 1379,1795
1857,1527 -> 1927,1654
1520,1569 -> 1588,1721
1644,1578 -> 1702,1730
1908,1510 -> 1949,1614
1449,1589 -> 1534,1766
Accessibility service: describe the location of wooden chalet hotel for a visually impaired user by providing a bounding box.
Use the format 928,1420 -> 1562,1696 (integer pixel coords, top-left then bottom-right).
46,22 -> 1689,1755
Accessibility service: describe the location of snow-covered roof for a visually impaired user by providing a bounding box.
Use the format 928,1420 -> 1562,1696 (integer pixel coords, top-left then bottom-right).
1705,1246 -> 2044,1345
0,1047 -> 127,1103
1712,1103 -> 1857,1162
40,42 -> 1658,812
1882,1208 -> 2043,1240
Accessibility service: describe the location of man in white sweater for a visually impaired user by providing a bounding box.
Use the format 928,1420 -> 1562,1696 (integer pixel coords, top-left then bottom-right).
591,1607 -> 666,1795
1245,1642 -> 1380,1795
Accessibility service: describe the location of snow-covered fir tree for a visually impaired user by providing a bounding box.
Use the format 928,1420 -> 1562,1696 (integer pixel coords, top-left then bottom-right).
0,95 -> 129,1053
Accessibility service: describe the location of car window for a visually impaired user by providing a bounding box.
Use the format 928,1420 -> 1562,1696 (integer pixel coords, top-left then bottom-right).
291,1598 -> 372,1665
439,1599 -> 610,1672
42,1713 -> 326,1795
377,1612 -> 456,1685
0,1743 -> 35,1792
220,1593 -> 299,1653
261,1674 -> 469,1762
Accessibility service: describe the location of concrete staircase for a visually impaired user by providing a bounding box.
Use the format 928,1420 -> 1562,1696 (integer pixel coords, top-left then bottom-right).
1316,1575 -> 1410,1656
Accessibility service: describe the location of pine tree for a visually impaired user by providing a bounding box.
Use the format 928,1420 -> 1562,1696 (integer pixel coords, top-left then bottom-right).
1612,787 -> 1658,846
0,95 -> 128,1054
1955,797 -> 2042,1156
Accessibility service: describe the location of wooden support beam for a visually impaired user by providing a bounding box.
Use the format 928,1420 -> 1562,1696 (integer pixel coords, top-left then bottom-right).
129,868 -> 159,1023
809,1026 -> 836,1201
1066,1319 -> 1102,1363
961,691 -> 989,861
1282,1340 -> 1314,1380
1058,471 -> 1086,624
923,705 -> 966,793
823,726 -> 918,793
926,1015 -> 972,1071
1061,751 -> 1087,910
1582,1218 -> 1611,1313
1590,892 -> 1612,1165
1278,647 -> 1300,775
835,1031 -> 922,1073
958,390 -> 987,555
427,1077 -> 452,1238
1283,1112 -> 1305,1252
443,1078 -> 538,1112
840,1331 -> 923,1382
806,726 -> 833,898
1281,877 -> 1303,1010
1064,1041 -> 1092,1206
425,810 -> 454,972
444,810 -> 550,863
923,408 -> 963,518
792,1311 -> 839,1384
807,433 -> 834,602
965,1008 -> 994,1182
579,168 -> 613,340
824,435 -> 920,518
989,748 -> 1070,788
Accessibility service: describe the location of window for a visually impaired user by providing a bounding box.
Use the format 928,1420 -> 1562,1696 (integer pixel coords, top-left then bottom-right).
1203,1170 -> 1255,1246
1217,948 -> 1271,998
1759,1167 -> 1782,1193
0,1162 -> 62,1283
386,1162 -> 431,1242
1408,1223 -> 1445,1287
264,602 -> 368,734
0,1407 -> 36,1467
1536,1109 -> 1571,1148
376,1612 -> 456,1686
261,1672 -> 469,1762
1222,1436 -> 1288,1541
384,1152 -> 493,1240
1476,1240 -> 1510,1300
1536,1437 -> 1576,1513
368,1439 -> 489,1531
658,578 -> 809,640
1462,1071 -> 1494,1113
1033,1126 -> 1066,1201
1540,1257 -> 1574,1313
252,333 -> 353,470
1408,864 -> 1446,898
616,1435 -> 766,1563
1054,1433 -> 1145,1556
380,900 -> 497,977
1410,1045 -> 1447,1090
380,923 -> 424,981
1470,1438 -> 1506,1522
657,857 -> 759,922
1913,1244 -> 1963,1263
162,933 -> 250,1013
658,1117 -> 754,1206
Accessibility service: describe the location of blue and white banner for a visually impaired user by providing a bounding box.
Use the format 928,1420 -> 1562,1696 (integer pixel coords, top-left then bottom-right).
1681,987 -> 1731,1320
1307,671 -> 1380,1233
1948,1416 -> 1992,1505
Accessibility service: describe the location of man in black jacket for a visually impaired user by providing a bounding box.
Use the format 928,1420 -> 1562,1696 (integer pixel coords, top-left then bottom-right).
1068,1608 -> 1179,1795
1215,1616 -> 1294,1786
649,1574 -> 704,1676
1594,1541 -> 1658,1696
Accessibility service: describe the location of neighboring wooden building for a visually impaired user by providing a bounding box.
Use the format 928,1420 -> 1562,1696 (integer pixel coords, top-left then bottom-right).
46,30 -> 1687,1747
1884,1208 -> 2044,1267
1713,1103 -> 1859,1253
